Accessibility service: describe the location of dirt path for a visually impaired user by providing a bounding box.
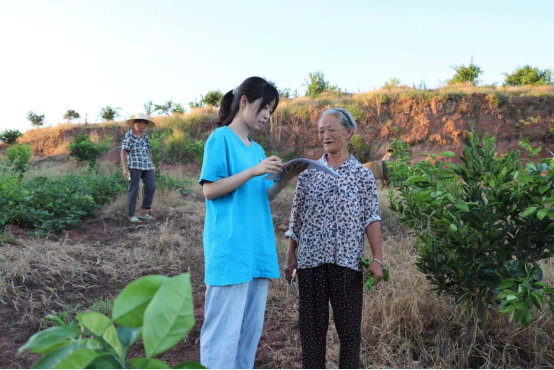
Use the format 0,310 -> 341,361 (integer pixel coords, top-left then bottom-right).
0,187 -> 302,369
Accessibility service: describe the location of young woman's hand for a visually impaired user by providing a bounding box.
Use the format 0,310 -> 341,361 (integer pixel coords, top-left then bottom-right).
252,156 -> 283,177
279,162 -> 309,185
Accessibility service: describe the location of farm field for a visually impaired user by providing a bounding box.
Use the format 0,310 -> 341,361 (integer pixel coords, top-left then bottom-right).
1,157 -> 554,368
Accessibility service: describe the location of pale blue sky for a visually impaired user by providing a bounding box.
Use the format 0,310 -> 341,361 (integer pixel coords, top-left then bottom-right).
1,0 -> 553,132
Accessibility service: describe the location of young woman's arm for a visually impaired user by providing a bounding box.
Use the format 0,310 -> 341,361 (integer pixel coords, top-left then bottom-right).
203,156 -> 283,200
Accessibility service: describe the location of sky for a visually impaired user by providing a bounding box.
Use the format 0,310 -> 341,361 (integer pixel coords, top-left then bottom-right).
1,0 -> 553,132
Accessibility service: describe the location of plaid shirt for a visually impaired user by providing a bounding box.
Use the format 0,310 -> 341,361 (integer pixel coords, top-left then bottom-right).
121,130 -> 154,170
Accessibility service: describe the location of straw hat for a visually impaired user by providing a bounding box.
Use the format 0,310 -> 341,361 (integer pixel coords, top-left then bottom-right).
127,113 -> 156,128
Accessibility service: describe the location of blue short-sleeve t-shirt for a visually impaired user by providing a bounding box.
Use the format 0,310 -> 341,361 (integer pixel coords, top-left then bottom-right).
199,126 -> 279,286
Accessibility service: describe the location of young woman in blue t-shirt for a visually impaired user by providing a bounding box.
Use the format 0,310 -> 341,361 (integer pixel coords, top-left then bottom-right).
199,77 -> 306,369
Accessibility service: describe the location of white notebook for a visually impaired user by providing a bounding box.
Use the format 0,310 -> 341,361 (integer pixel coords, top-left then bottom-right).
263,158 -> 340,181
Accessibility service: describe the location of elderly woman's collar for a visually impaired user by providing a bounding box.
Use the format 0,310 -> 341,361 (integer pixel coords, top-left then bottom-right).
321,154 -> 363,173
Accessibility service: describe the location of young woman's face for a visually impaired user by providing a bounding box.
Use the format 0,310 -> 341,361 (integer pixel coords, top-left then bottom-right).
241,97 -> 275,131
318,114 -> 352,154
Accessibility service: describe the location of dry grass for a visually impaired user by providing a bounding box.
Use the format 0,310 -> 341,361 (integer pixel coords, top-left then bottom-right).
261,189 -> 554,369
2,169 -> 554,368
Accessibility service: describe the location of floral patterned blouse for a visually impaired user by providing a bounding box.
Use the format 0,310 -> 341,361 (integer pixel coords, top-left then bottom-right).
285,154 -> 381,272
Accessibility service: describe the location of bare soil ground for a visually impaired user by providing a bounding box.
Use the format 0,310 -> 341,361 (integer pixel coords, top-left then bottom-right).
1,171 -> 554,368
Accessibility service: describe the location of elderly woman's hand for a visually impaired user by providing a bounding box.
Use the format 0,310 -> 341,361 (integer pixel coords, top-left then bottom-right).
285,248 -> 298,283
279,162 -> 309,185
368,260 -> 384,283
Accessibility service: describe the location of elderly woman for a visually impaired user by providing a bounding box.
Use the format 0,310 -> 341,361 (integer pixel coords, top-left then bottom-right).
285,108 -> 383,369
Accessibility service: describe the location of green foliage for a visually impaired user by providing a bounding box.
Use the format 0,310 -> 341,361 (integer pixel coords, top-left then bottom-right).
149,132 -> 168,176
162,130 -> 204,167
99,106 -> 120,122
19,273 -> 204,369
188,99 -> 203,109
0,129 -> 23,145
388,131 -> 554,326
387,138 -> 412,187
383,77 -> 401,90
504,65 -> 553,87
202,90 -> 223,107
0,173 -> 127,234
348,134 -> 370,163
144,101 -> 154,115
63,110 -> 80,123
69,134 -> 109,171
360,258 -> 390,293
304,71 -> 339,97
154,101 -> 184,115
447,58 -> 483,86
7,144 -> 32,178
515,116 -> 540,128
27,111 -> 45,127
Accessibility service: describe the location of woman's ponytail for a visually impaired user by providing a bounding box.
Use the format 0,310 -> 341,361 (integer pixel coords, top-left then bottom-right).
217,89 -> 235,126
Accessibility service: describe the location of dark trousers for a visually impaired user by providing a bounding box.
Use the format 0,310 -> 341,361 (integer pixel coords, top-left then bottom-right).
127,169 -> 155,216
297,264 -> 363,369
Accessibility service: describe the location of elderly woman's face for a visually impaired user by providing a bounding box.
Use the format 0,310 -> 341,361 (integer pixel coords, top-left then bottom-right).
318,114 -> 352,154
134,120 -> 148,132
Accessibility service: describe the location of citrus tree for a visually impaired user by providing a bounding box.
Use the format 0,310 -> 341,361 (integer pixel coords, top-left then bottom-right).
388,132 -> 554,325
19,273 -> 204,369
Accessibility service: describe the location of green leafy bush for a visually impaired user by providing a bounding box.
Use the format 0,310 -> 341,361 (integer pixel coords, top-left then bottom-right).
304,71 -> 339,97
99,106 -> 121,122
7,144 -> 32,178
63,110 -> 80,123
0,174 -> 127,233
388,131 -> 554,326
27,111 -> 45,127
202,90 -> 223,107
0,129 -> 23,145
504,65 -> 553,87
348,134 -> 370,163
19,273 -> 204,369
447,58 -> 483,86
69,134 -> 109,170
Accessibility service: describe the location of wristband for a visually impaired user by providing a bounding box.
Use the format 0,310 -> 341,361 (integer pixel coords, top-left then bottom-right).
373,259 -> 385,268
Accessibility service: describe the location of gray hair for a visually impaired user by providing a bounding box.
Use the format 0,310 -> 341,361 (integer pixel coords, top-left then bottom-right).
319,108 -> 357,133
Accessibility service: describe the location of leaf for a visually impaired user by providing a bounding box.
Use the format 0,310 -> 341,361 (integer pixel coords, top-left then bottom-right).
173,362 -> 207,369
87,354 -> 124,369
129,358 -> 170,369
383,268 -> 390,282
439,151 -> 457,158
454,202 -> 469,212
449,224 -> 458,232
117,326 -> 142,352
476,301 -> 486,322
497,280 -> 517,290
112,275 -> 169,328
539,185 -> 550,194
19,324 -> 80,354
32,342 -> 88,369
143,273 -> 195,358
77,312 -> 123,359
516,307 -> 532,327
537,208 -> 548,220
521,207 -> 538,217
43,315 -> 65,327
55,348 -> 97,369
